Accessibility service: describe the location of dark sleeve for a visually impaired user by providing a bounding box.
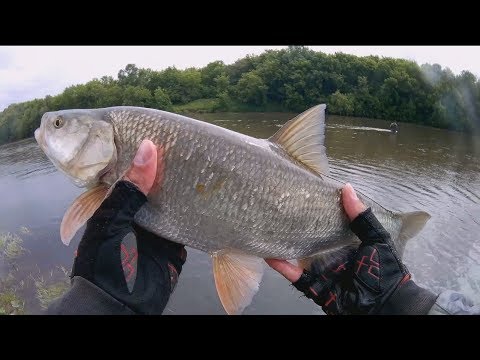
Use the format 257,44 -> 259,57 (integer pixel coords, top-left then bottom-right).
427,290 -> 480,315
46,277 -> 135,315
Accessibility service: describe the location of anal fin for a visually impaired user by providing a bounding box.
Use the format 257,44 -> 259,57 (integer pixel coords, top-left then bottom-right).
212,250 -> 264,315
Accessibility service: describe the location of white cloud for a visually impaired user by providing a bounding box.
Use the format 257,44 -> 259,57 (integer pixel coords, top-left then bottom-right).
1,46 -> 480,111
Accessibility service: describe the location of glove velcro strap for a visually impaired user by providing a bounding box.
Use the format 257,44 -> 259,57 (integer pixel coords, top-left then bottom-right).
293,270 -> 338,307
380,280 -> 438,315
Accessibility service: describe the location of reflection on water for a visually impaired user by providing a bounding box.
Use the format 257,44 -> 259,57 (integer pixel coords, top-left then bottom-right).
0,113 -> 479,314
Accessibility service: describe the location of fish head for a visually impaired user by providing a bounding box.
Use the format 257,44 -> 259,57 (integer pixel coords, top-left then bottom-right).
35,109 -> 116,188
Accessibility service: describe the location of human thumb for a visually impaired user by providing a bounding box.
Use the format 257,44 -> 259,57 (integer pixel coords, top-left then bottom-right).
341,183 -> 367,221
123,139 -> 158,195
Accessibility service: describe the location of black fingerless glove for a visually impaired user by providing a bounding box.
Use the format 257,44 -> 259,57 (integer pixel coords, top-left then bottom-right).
293,208 -> 437,315
71,180 -> 187,314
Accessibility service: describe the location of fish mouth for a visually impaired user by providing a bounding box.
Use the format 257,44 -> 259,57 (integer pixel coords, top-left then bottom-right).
34,128 -> 45,150
34,126 -> 66,172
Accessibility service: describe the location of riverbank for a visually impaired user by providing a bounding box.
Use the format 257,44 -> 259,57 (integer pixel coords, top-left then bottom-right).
172,98 -> 290,114
2,47 -> 479,145
2,105 -> 478,148
174,100 -> 480,137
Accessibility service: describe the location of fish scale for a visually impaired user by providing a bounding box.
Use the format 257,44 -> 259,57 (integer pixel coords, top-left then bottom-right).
102,107 -> 397,258
35,104 -> 430,314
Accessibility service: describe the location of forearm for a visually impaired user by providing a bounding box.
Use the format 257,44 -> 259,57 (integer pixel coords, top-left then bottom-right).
46,277 -> 136,315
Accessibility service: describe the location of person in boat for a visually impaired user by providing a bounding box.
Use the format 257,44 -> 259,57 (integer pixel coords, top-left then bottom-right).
390,122 -> 399,133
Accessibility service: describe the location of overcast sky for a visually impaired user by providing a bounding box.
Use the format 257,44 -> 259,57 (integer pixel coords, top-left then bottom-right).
1,46 -> 480,111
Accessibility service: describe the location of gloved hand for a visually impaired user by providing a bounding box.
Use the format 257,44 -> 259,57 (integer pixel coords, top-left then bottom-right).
71,140 -> 186,315
266,183 -> 437,315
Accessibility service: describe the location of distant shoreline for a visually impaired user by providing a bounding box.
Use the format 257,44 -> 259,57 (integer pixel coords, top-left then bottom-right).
2,47 -> 479,145
4,111 -> 477,151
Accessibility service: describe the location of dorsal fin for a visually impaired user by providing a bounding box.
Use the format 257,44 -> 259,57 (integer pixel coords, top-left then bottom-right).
269,104 -> 329,176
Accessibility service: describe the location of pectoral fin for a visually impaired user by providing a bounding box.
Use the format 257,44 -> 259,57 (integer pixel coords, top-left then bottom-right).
212,250 -> 264,315
60,183 -> 109,245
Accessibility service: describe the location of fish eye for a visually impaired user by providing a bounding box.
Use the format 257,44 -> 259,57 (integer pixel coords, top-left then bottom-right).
53,117 -> 64,129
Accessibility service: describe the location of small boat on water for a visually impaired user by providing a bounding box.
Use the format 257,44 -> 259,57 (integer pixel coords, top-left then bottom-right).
389,122 -> 398,133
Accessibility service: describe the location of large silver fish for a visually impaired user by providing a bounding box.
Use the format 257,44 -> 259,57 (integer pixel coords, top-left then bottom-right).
34,105 -> 430,314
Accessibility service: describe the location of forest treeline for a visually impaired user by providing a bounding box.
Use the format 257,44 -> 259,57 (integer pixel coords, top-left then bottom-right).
1,46 -> 479,145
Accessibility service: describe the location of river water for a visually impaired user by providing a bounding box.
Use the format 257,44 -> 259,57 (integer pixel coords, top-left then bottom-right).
0,112 -> 479,314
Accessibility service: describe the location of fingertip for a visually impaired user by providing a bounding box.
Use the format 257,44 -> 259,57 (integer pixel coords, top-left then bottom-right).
343,183 -> 356,199
265,258 -> 303,282
265,258 -> 282,268
134,139 -> 157,166
342,183 -> 367,221
124,139 -> 158,195
143,139 -> 157,153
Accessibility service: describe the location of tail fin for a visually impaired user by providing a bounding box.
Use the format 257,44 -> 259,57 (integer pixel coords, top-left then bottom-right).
395,211 -> 431,257
298,211 -> 431,272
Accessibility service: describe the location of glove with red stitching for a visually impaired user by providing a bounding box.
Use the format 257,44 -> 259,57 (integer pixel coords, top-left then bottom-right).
71,180 -> 187,315
68,139 -> 186,315
292,207 -> 437,315
266,183 -> 437,315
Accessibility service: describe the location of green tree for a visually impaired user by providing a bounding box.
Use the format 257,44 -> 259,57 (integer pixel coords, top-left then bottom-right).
235,72 -> 267,106
2,48 -> 480,145
122,86 -> 153,107
329,91 -> 355,115
201,61 -> 227,97
153,87 -> 173,111
118,64 -> 141,86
